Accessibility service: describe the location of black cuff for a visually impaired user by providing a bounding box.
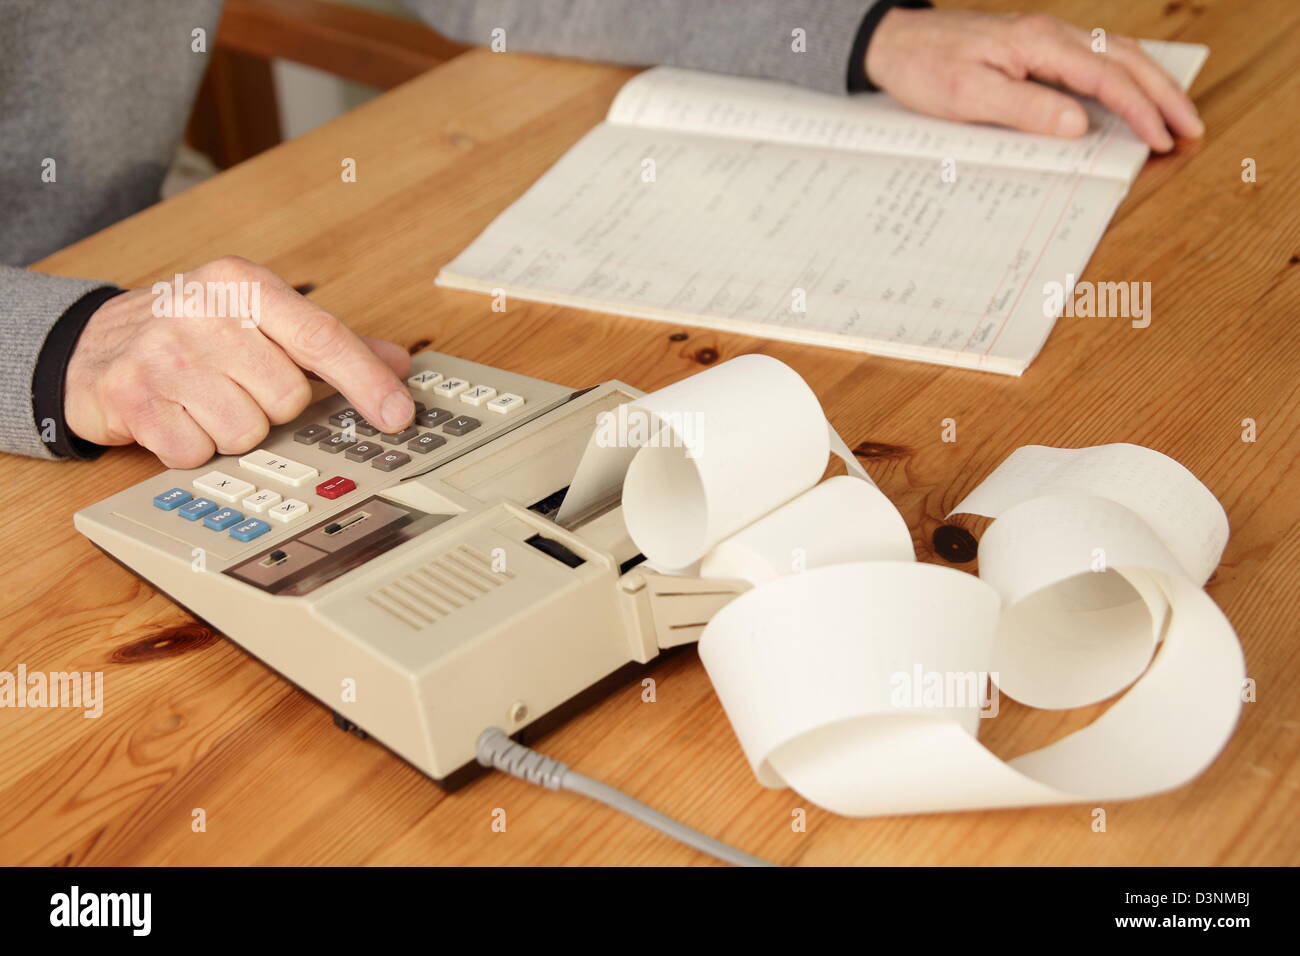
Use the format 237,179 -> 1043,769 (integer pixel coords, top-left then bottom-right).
33,285 -> 125,460
848,0 -> 934,93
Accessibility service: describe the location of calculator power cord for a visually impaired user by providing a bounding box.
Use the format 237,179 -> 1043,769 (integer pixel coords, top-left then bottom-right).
476,727 -> 776,867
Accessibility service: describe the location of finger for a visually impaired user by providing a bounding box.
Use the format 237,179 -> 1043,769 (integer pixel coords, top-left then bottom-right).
224,342 -> 314,425
254,287 -> 414,432
360,336 -> 414,379
1020,30 -> 1173,150
172,374 -> 270,455
1103,36 -> 1204,139
951,67 -> 1089,138
124,397 -> 215,469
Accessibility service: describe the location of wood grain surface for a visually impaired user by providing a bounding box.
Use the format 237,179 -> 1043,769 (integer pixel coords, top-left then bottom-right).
1,0 -> 1296,866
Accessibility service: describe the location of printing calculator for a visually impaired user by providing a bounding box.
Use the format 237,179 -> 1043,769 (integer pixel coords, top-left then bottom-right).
75,351 -> 745,787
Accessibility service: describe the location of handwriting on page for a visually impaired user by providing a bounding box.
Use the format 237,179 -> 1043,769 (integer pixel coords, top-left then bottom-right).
444,124 -> 1126,370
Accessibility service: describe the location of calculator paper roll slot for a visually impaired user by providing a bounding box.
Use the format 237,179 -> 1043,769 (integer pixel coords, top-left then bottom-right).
557,354 -> 834,569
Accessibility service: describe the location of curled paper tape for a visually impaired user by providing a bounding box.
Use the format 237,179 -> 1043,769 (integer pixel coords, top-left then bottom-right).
699,476 -> 914,586
558,354 -> 1244,816
699,544 -> 1244,816
696,448 -> 1244,816
558,354 -> 867,569
952,445 -> 1230,709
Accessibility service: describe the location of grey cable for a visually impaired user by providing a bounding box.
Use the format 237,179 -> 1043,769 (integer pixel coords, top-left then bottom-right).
477,727 -> 777,867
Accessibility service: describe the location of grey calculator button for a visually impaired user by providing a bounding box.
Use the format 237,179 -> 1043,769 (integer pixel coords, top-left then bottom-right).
294,424 -> 330,444
319,435 -> 356,454
443,415 -> 480,436
380,426 -> 419,444
345,441 -> 383,462
416,407 -> 454,428
372,451 -> 411,471
328,407 -> 360,427
351,419 -> 379,436
407,433 -> 447,454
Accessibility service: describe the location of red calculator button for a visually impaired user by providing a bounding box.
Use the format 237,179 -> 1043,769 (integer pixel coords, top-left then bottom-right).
316,476 -> 356,499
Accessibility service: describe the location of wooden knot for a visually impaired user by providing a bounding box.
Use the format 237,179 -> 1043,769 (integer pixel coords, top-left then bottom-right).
932,524 -> 979,563
852,441 -> 910,461
111,624 -> 218,664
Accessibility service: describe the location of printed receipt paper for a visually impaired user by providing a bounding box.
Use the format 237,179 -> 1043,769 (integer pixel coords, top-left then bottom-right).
562,356 -> 1244,816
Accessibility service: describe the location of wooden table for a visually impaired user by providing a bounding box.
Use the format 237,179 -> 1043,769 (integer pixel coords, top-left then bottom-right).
3,0 -> 1296,866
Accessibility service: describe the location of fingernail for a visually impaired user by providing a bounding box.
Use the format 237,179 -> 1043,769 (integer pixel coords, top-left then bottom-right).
381,390 -> 414,430
1189,115 -> 1205,137
1055,110 -> 1086,138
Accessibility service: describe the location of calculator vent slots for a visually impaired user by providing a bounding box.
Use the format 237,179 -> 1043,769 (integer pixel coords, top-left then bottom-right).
366,545 -> 514,630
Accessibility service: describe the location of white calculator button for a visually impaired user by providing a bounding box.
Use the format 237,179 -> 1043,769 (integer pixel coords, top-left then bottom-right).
432,377 -> 469,398
459,385 -> 497,407
268,498 -> 310,524
238,449 -> 320,487
485,393 -> 525,415
193,471 -> 256,504
407,370 -> 443,391
243,489 -> 282,514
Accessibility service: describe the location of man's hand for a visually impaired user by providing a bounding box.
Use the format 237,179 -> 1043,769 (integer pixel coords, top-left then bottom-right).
64,256 -> 414,468
865,9 -> 1204,151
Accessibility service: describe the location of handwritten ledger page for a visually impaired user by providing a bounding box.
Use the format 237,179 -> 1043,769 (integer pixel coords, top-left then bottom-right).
439,41 -> 1207,375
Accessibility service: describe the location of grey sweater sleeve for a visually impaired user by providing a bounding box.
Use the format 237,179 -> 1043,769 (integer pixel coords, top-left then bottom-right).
0,266 -> 111,459
1,0 -> 884,461
405,0 -> 880,94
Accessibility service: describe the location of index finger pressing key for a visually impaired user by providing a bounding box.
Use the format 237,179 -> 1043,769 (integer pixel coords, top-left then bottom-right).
254,286 -> 414,432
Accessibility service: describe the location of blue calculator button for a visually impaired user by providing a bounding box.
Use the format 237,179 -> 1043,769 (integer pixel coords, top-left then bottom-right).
203,508 -> 243,531
178,498 -> 218,521
153,488 -> 193,510
230,518 -> 270,542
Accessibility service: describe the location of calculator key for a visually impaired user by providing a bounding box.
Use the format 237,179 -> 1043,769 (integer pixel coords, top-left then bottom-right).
178,497 -> 218,521
334,417 -> 376,439
460,385 -> 496,407
413,402 -> 426,413
328,407 -> 361,426
194,471 -> 256,504
268,498 -> 310,524
230,518 -> 271,542
294,424 -> 331,445
379,426 -> 419,444
243,489 -> 282,513
238,449 -> 319,487
316,476 -> 357,499
203,508 -> 243,531
416,407 -> 455,428
407,433 -> 447,454
486,393 -> 525,415
318,434 -> 356,454
443,415 -> 481,437
407,370 -> 443,391
153,488 -> 193,511
432,377 -> 470,399
372,451 -> 411,472
345,441 -> 384,462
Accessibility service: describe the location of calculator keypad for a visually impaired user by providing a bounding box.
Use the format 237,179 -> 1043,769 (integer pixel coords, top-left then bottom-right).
146,364 -> 535,550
